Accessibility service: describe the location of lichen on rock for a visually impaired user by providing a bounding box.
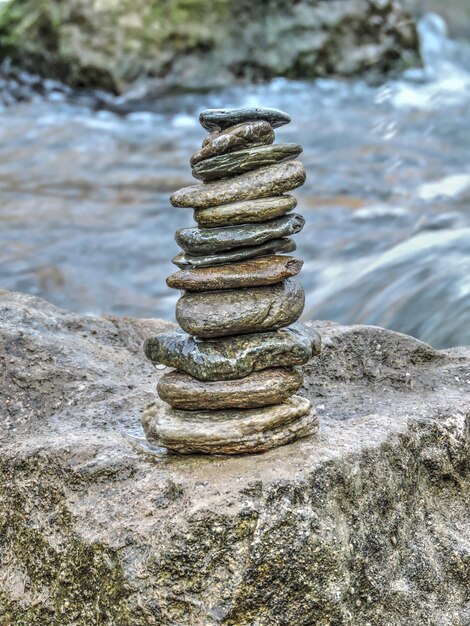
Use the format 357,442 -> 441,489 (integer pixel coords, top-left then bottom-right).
0,290 -> 469,624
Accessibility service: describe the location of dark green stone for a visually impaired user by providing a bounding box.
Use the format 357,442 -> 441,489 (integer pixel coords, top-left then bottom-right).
175,214 -> 304,256
172,237 -> 296,268
176,279 -> 305,338
192,143 -> 302,182
143,322 -> 321,381
199,107 -> 291,132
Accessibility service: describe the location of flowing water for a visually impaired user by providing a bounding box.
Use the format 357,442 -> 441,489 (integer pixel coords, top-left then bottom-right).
0,15 -> 469,348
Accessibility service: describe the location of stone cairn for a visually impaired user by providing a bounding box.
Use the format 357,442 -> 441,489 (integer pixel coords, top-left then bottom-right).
142,107 -> 322,455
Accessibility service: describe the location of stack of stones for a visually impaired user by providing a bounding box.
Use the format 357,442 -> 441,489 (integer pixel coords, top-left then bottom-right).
142,107 -> 322,455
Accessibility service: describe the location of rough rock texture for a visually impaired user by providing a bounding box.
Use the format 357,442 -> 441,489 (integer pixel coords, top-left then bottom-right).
157,368 -> 304,410
194,195 -> 297,228
192,143 -> 302,182
171,161 -> 306,209
142,395 -> 315,454
172,236 -> 296,268
1,290 -> 469,625
191,121 -> 275,166
144,323 -> 321,381
175,213 -> 304,255
199,108 -> 291,132
0,0 -> 421,94
166,255 -> 303,291
175,279 -> 305,338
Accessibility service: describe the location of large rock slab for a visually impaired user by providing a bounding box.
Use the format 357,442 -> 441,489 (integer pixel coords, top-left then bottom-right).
1,290 -> 469,625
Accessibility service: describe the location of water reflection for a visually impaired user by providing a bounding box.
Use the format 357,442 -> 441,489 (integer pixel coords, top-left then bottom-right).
0,15 -> 468,348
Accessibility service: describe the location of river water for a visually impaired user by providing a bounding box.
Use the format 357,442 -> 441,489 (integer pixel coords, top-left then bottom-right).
0,15 -> 469,348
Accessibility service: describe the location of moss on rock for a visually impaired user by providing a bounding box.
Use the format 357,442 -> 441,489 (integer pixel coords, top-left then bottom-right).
0,0 -> 420,93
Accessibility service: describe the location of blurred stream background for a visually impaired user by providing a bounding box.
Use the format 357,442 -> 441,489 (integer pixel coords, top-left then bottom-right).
0,2 -> 469,348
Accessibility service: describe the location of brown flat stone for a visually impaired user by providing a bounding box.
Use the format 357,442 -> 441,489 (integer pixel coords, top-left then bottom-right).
157,367 -> 304,410
191,121 -> 274,166
194,195 -> 297,228
141,395 -> 318,455
166,255 -> 303,291
176,278 -> 304,338
170,160 -> 306,209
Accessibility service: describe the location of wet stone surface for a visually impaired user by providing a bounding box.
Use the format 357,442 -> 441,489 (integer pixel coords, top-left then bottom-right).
192,143 -> 302,182
199,107 -> 291,132
157,367 -> 304,410
166,255 -> 303,292
144,322 -> 322,381
170,160 -> 306,209
190,120 -> 275,166
175,278 -> 305,338
142,395 -> 316,455
175,213 -> 304,256
194,195 -> 297,228
172,237 -> 296,268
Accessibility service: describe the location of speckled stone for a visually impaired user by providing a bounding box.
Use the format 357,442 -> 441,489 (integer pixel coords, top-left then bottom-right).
141,395 -> 317,454
170,160 -> 306,209
199,107 -> 291,132
191,121 -> 274,166
175,214 -> 304,256
143,322 -> 321,381
176,279 -> 304,338
172,237 -> 296,268
166,255 -> 303,291
157,367 -> 303,410
194,195 -> 297,228
192,143 -> 302,182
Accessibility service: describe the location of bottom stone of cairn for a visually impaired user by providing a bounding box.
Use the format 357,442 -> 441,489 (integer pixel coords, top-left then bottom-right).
142,396 -> 318,455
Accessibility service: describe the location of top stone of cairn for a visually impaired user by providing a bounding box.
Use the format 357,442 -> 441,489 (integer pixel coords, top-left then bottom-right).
199,107 -> 291,132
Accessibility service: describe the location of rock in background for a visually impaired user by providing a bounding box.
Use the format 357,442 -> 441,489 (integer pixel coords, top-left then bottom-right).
0,0 -> 420,94
0,289 -> 469,625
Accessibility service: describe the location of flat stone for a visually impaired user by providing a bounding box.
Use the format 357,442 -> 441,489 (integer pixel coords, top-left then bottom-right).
141,395 -> 317,455
143,322 -> 321,381
192,143 -> 302,182
166,255 -> 303,291
176,278 -> 304,338
199,107 -> 291,132
194,195 -> 297,228
171,160 -> 306,209
191,121 -> 275,166
172,237 -> 296,268
157,367 -> 304,410
175,214 -> 304,256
